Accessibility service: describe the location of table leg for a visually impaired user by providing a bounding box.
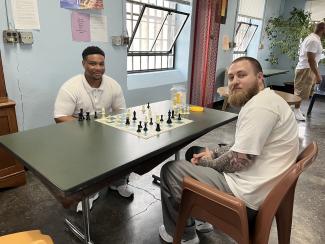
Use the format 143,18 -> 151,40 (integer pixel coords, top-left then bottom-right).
152,150 -> 180,185
65,196 -> 94,244
175,151 -> 180,160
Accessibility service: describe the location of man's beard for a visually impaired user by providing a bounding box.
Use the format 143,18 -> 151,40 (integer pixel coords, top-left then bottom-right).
228,83 -> 260,108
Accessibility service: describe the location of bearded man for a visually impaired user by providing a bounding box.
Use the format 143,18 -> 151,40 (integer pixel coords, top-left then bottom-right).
158,57 -> 299,244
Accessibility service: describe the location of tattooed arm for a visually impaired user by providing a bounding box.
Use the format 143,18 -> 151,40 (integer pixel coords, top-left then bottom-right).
196,150 -> 255,173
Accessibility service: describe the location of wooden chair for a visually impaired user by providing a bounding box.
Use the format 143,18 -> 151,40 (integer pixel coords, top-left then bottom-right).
173,142 -> 318,244
0,230 -> 53,244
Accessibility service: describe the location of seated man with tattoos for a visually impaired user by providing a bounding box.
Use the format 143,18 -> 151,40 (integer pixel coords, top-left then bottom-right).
158,57 -> 299,244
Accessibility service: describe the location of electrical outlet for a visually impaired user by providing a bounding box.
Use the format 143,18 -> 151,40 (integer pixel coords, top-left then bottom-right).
112,35 -> 129,46
3,30 -> 19,43
112,36 -> 122,46
19,31 -> 33,44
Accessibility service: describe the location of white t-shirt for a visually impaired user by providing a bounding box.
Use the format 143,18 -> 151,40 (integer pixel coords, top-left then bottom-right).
224,88 -> 299,210
54,74 -> 126,118
296,33 -> 323,70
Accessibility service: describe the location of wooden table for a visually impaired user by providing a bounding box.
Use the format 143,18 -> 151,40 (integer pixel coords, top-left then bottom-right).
0,100 -> 237,244
217,86 -> 301,111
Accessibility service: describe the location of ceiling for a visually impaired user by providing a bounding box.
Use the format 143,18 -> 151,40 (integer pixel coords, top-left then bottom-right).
305,0 -> 325,21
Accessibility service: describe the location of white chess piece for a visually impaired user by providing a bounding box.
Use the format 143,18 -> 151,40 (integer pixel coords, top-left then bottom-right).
101,108 -> 106,119
142,105 -> 146,113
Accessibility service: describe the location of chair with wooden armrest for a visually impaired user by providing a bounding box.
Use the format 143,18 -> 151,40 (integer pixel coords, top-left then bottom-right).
173,142 -> 318,244
0,230 -> 53,244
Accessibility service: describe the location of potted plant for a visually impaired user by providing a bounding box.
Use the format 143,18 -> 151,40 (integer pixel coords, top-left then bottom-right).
264,7 -> 318,66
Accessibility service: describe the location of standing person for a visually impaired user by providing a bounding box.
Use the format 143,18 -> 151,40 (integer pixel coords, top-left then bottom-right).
54,46 -> 134,211
294,22 -> 325,121
158,57 -> 299,243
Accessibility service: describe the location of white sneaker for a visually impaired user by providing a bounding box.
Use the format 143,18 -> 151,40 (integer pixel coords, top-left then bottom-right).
110,184 -> 134,198
195,220 -> 213,233
294,109 -> 306,121
76,192 -> 99,213
159,225 -> 199,244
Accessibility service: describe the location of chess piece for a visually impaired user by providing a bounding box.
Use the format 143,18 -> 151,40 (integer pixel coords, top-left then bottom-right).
160,115 -> 164,122
178,113 -> 182,120
167,114 -> 172,124
125,117 -> 130,125
101,108 -> 106,118
86,112 -> 91,120
142,105 -> 146,113
137,125 -> 141,133
78,108 -> 85,121
171,110 -> 175,119
144,122 -> 148,132
156,123 -> 161,132
139,121 -> 143,128
147,102 -> 150,109
133,111 -> 137,121
149,118 -> 153,125
94,111 -> 98,119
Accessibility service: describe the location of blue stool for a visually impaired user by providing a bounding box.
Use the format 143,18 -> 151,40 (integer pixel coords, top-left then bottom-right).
307,75 -> 325,116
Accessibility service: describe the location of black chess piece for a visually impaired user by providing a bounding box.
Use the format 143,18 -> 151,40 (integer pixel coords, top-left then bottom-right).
94,111 -> 98,119
160,115 -> 164,122
167,114 -> 172,124
137,125 -> 141,133
168,110 -> 171,117
78,108 -> 85,121
139,121 -> 143,128
147,102 -> 150,109
178,113 -> 182,120
86,112 -> 91,120
133,111 -> 137,121
171,110 -> 175,119
156,123 -> 161,132
144,122 -> 148,132
125,117 -> 130,125
149,118 -> 153,125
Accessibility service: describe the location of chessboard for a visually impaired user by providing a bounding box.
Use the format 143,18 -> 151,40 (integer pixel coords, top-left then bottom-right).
95,103 -> 193,139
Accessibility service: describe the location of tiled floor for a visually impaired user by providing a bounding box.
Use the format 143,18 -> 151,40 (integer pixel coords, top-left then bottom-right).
0,98 -> 324,244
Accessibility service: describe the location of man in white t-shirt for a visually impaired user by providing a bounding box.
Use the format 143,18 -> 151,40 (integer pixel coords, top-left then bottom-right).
54,46 -> 134,212
158,57 -> 299,244
294,22 -> 325,121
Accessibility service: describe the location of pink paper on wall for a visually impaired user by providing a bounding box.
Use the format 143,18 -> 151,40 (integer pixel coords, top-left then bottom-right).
71,11 -> 90,42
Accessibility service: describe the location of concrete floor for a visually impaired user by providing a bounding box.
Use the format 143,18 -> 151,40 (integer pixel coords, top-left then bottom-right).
0,98 -> 324,244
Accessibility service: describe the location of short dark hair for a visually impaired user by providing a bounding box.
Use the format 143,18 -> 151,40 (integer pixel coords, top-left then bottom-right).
231,56 -> 263,74
82,46 -> 105,60
315,22 -> 325,34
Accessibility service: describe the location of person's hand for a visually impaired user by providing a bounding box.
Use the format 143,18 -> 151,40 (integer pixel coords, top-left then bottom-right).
191,148 -> 212,165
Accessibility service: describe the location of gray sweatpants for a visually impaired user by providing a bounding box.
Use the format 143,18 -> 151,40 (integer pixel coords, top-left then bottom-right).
160,160 -> 232,240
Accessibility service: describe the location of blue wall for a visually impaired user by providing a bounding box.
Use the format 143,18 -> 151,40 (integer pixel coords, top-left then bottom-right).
0,0 -> 193,130
215,0 -> 239,101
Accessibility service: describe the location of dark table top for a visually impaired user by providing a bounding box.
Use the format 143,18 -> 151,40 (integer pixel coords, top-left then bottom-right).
0,101 -> 237,206
263,68 -> 289,77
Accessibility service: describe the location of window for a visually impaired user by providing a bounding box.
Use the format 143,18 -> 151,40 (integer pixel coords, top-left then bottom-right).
126,0 -> 189,73
233,16 -> 258,60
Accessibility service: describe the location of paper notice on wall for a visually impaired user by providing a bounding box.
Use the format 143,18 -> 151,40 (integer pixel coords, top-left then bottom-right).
71,12 -> 108,42
90,15 -> 108,42
11,0 -> 40,30
71,12 -> 91,42
61,0 -> 103,9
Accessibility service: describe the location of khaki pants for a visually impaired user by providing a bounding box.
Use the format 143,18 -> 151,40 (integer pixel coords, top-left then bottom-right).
294,68 -> 316,100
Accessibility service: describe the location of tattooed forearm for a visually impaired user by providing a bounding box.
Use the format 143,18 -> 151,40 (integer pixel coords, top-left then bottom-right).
198,150 -> 255,173
211,144 -> 233,159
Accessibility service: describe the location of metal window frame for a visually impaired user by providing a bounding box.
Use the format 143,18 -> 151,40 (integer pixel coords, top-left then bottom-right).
233,21 -> 258,53
127,1 -> 189,55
